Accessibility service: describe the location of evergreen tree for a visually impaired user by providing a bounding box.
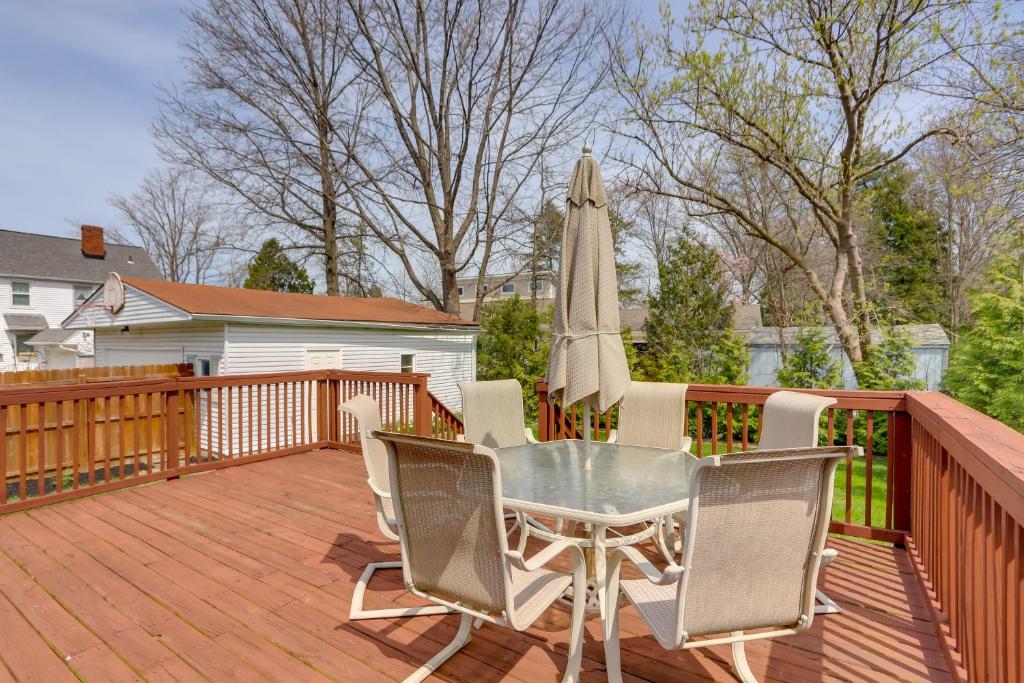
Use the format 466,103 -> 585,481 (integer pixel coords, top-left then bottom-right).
244,239 -> 315,294
776,327 -> 842,389
945,237 -> 1024,432
642,230 -> 749,383
863,164 -> 949,325
475,296 -> 550,422
858,328 -> 924,390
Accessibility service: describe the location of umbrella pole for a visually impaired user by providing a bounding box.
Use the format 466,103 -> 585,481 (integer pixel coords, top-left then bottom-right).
582,397 -> 593,470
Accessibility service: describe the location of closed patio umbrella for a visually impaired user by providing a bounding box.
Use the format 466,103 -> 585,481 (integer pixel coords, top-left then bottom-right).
546,144 -> 631,459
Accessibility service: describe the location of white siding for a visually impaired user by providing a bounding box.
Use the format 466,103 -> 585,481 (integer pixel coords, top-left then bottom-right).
64,285 -> 190,330
224,323 -> 477,410
1,278 -> 86,371
94,323 -> 225,367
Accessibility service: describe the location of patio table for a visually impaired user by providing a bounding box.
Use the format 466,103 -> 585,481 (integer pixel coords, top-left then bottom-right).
495,439 -> 698,618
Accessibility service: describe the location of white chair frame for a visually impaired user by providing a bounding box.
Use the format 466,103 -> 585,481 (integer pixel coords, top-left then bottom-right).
603,447 -> 854,683
340,397 -> 453,622
379,432 -> 588,683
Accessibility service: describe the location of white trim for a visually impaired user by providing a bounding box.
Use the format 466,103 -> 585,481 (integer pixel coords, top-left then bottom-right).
192,313 -> 480,334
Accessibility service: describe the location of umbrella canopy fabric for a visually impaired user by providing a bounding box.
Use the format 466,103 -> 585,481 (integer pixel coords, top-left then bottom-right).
546,147 -> 631,413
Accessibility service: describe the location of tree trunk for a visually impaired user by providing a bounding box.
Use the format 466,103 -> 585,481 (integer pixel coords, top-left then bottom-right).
442,264 -> 460,316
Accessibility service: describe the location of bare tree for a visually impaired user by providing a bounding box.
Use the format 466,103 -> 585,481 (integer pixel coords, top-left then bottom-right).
109,167 -> 233,283
613,0 -> 996,381
337,0 -> 624,315
911,135 -> 1024,332
155,0 -> 370,295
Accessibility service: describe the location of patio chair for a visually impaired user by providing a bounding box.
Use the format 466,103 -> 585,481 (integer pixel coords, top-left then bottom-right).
603,446 -> 851,683
607,381 -> 691,552
459,379 -> 554,533
607,381 -> 692,451
758,390 -> 837,450
758,390 -> 841,614
340,395 -> 452,621
458,379 -> 537,448
375,432 -> 587,683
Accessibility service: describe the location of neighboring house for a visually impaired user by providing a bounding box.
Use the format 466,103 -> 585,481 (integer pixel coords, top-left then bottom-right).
743,324 -> 950,390
455,271 -> 556,319
63,276 -> 481,410
0,226 -> 161,372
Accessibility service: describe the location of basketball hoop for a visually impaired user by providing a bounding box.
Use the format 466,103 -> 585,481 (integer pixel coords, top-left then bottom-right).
103,272 -> 125,314
77,302 -> 108,328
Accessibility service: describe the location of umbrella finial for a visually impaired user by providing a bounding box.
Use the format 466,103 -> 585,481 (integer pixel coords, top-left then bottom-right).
582,142 -> 592,157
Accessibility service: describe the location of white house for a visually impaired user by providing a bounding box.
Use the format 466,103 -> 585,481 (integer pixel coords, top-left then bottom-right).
63,276 -> 481,410
0,226 -> 161,372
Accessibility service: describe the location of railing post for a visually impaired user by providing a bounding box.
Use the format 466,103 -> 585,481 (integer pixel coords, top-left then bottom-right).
537,380 -> 550,442
165,390 -> 180,476
412,376 -> 432,436
316,378 -> 329,445
890,410 -> 912,535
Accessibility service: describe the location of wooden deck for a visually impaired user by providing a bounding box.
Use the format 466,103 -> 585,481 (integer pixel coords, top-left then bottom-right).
0,448 -> 952,682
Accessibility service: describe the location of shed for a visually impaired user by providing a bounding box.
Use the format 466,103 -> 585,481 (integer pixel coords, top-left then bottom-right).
742,324 -> 950,390
63,276 -> 480,410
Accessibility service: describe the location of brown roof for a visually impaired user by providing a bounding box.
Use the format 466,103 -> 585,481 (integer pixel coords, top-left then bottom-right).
122,277 -> 478,329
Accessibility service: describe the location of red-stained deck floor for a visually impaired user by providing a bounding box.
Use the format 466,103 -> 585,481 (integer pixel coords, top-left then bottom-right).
0,449 -> 951,682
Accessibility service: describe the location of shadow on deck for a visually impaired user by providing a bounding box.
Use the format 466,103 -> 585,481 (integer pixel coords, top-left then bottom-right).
0,449 -> 951,682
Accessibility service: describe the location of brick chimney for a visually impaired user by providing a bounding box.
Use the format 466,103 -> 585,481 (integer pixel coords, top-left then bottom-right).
80,225 -> 106,259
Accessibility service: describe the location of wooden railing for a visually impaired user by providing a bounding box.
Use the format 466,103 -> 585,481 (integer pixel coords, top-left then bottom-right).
905,391 -> 1024,682
538,379 -> 1024,682
428,390 -> 464,440
1,369 -> 461,514
537,380 -> 910,543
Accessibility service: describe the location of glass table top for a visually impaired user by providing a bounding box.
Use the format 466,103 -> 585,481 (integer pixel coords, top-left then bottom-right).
495,440 -> 699,525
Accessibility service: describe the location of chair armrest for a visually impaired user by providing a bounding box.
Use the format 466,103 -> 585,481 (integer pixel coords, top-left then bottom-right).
507,539 -> 583,573
606,429 -> 618,444
680,436 -> 693,452
524,427 -> 538,444
610,545 -> 684,586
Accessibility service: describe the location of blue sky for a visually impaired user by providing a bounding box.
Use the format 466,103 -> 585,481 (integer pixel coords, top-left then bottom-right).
0,0 -> 188,238
0,1 -> 671,243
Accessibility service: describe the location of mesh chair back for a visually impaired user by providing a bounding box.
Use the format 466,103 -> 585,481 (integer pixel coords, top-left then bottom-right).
460,379 -> 528,449
677,447 -> 846,641
376,432 -> 510,614
340,395 -> 389,494
616,381 -> 688,450
757,391 -> 837,450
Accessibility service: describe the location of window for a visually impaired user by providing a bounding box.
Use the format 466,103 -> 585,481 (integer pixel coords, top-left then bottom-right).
11,281 -> 29,306
14,333 -> 34,360
501,282 -> 515,294
400,353 -> 415,374
73,285 -> 93,307
457,286 -> 464,296
530,280 -> 546,294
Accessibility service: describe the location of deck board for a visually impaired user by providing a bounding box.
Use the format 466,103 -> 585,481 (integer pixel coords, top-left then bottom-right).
0,448 -> 951,682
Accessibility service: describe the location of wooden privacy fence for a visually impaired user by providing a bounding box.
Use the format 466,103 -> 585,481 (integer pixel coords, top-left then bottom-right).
0,363 -> 191,386
1,369 -> 460,514
537,380 -> 1024,683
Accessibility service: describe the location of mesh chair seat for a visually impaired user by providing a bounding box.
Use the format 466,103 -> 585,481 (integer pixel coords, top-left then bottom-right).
620,580 -> 678,647
511,566 -> 574,626
379,495 -> 396,524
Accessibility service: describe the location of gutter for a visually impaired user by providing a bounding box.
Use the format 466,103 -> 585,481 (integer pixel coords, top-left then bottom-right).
190,313 -> 481,334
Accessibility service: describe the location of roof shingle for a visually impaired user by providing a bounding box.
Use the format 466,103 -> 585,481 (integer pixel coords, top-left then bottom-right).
121,277 -> 480,329
0,229 -> 161,282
